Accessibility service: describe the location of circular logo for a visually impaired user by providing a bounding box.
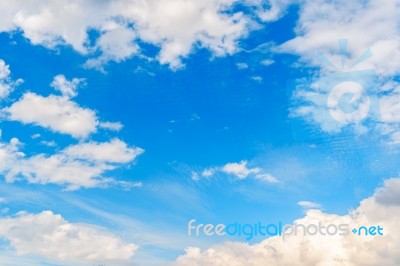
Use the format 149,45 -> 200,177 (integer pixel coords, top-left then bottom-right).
327,81 -> 371,124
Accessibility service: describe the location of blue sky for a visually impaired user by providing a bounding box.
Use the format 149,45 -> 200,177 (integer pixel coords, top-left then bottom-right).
0,1 -> 400,265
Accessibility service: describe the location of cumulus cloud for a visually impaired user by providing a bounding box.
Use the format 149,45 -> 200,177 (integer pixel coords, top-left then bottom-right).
0,0 -> 282,69
0,138 -> 143,190
280,0 -> 400,75
0,59 -> 23,99
50,74 -> 85,98
3,74 -> 122,139
280,0 -> 400,143
175,177 -> 400,265
4,92 -> 98,139
63,139 -> 143,164
0,210 -> 137,265
0,65 -> 141,190
84,22 -> 138,71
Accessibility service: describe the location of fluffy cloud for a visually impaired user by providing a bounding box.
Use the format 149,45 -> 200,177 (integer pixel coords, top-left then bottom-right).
4,92 -> 98,139
0,138 -> 143,190
0,59 -> 23,99
84,22 -> 139,71
175,177 -> 400,265
0,210 -> 137,265
280,0 -> 400,76
63,139 -> 143,164
0,65 -> 142,190
221,160 -> 261,179
3,74 -> 123,139
50,74 -> 84,98
120,0 -> 250,68
0,0 -> 277,69
280,0 -> 400,142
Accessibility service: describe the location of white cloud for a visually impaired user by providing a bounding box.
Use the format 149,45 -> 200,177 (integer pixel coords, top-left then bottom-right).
175,177 -> 400,265
280,0 -> 400,143
40,140 -> 57,147
50,74 -> 84,98
254,173 -> 278,183
254,0 -> 297,22
0,0 -> 272,69
0,210 -> 137,265
236,62 -> 248,69
63,139 -> 143,164
191,171 -> 200,181
0,138 -> 143,190
31,133 -> 41,139
194,161 -> 278,183
260,59 -> 274,66
84,23 -> 139,70
3,92 -> 98,139
125,0 -> 250,68
201,168 -> 216,178
0,59 -> 23,99
280,0 -> 400,76
250,75 -> 263,82
99,121 -> 124,131
297,200 -> 322,210
0,68 -> 141,190
221,160 -> 261,179
3,73 -> 127,138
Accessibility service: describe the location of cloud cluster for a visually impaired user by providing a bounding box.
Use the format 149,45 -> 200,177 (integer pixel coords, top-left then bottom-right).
0,64 -> 143,190
0,0 -> 289,69
2,74 -> 122,139
0,210 -> 137,265
280,0 -> 400,143
175,177 -> 400,266
0,138 -> 143,190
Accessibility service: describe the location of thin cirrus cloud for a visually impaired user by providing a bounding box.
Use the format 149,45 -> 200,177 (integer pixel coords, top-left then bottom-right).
297,200 -> 322,210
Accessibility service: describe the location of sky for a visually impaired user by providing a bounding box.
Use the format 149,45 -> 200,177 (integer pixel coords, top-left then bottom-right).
0,0 -> 400,265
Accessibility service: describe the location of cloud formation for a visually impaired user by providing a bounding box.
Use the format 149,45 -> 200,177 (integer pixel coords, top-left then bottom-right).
175,177 -> 400,265
0,0 -> 287,69
0,138 -> 143,190
280,0 -> 400,143
0,210 -> 137,265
